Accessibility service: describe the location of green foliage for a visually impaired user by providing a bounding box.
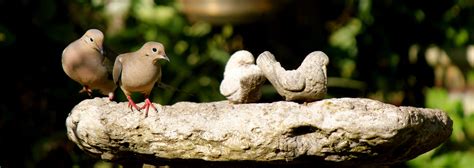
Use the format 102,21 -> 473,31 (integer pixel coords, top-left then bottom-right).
408,88 -> 474,167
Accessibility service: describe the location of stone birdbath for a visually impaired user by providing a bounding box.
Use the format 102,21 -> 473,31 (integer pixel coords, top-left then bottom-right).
66,50 -> 452,167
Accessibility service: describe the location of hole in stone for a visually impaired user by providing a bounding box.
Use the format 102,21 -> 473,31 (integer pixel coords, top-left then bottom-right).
121,142 -> 130,148
288,125 -> 318,137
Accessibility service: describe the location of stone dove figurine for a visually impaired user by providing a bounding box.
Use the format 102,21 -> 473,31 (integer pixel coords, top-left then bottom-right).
113,42 -> 169,116
220,50 -> 266,103
62,29 -> 117,100
256,51 -> 329,102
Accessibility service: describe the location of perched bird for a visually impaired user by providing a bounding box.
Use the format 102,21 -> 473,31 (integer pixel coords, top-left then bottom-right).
220,50 -> 266,103
113,42 -> 169,116
62,29 -> 117,100
256,51 -> 329,102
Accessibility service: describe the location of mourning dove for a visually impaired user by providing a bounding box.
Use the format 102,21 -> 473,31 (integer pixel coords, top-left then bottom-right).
256,51 -> 329,102
220,50 -> 266,103
62,29 -> 117,100
113,42 -> 169,116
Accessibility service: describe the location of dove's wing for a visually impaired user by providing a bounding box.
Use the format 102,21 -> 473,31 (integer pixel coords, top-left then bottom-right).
113,55 -> 123,85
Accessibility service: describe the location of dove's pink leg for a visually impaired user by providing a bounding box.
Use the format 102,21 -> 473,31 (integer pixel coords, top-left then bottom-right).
140,97 -> 158,117
126,95 -> 141,111
108,92 -> 114,101
79,85 -> 93,97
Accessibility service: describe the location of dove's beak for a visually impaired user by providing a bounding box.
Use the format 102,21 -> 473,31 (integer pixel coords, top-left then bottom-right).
153,54 -> 170,64
162,54 -> 170,62
95,46 -> 104,55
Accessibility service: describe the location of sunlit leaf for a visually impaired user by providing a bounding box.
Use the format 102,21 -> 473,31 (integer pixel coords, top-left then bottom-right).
455,29 -> 469,46
329,18 -> 361,57
358,0 -> 373,24
425,87 -> 465,142
154,5 -> 176,26
184,22 -> 212,37
414,9 -> 425,22
431,152 -> 460,167
174,40 -> 189,55
222,24 -> 233,38
407,148 -> 436,168
464,113 -> 474,141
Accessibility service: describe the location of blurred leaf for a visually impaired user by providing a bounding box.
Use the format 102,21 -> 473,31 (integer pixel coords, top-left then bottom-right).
425,88 -> 452,112
184,22 -> 212,37
199,76 -> 212,86
0,25 -> 15,46
133,0 -> 177,27
186,53 -> 200,65
390,53 -> 400,67
458,151 -> 474,168
154,5 -> 176,26
208,46 -> 230,65
93,161 -> 114,168
446,27 -> 456,40
144,28 -> 158,40
339,59 -> 356,78
431,152 -> 460,167
414,9 -> 425,22
463,113 -> 474,141
407,148 -> 436,168
329,18 -> 361,57
421,151 -> 474,168
450,114 -> 466,143
467,70 -> 474,85
358,0 -> 373,24
425,87 -> 465,142
222,24 -> 233,38
174,40 -> 189,55
455,29 -> 469,46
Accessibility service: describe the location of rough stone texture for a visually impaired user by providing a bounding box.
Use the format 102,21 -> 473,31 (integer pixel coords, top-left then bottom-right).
256,51 -> 328,102
66,97 -> 452,167
220,50 -> 266,103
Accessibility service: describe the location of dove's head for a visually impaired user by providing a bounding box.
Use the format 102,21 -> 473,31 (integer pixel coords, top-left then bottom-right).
82,29 -> 104,55
140,42 -> 169,64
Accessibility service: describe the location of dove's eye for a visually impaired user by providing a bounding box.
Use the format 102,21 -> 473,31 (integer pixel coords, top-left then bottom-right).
90,38 -> 94,42
152,48 -> 157,52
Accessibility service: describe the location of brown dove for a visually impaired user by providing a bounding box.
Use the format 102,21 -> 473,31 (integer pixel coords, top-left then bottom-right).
113,42 -> 169,116
62,29 -> 117,100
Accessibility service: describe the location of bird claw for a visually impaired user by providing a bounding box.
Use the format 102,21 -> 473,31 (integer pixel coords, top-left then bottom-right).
140,98 -> 158,117
108,92 -> 114,101
126,96 -> 141,112
79,86 -> 93,97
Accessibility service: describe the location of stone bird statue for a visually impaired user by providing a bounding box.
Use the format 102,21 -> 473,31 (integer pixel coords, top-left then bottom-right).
256,51 -> 329,102
220,50 -> 266,103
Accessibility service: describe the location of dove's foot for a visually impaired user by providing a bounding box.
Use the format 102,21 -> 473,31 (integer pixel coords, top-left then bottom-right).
79,86 -> 93,97
108,92 -> 114,101
126,95 -> 141,112
140,98 -> 158,117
